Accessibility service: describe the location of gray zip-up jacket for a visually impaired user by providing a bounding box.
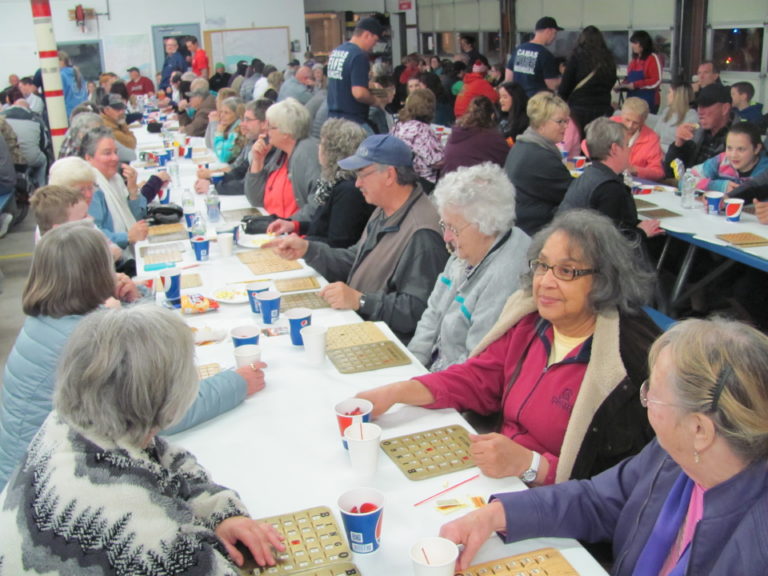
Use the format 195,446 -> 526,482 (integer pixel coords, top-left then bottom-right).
408,227 -> 531,371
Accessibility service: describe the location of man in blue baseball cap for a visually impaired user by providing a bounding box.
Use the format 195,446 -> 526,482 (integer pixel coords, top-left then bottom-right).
267,134 -> 448,341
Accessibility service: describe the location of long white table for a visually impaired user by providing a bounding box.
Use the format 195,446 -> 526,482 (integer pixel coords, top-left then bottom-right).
634,183 -> 768,315
130,124 -> 607,575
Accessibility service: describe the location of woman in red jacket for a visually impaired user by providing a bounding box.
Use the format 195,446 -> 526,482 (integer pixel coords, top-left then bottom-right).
620,30 -> 662,114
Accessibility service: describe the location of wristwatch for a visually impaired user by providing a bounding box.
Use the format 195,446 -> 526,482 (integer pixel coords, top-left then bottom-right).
358,294 -> 367,311
520,451 -> 541,484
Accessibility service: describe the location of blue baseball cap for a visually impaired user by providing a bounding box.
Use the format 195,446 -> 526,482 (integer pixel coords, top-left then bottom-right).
338,134 -> 413,170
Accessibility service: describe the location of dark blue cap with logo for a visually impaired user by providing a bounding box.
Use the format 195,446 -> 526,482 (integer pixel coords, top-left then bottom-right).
338,134 -> 413,170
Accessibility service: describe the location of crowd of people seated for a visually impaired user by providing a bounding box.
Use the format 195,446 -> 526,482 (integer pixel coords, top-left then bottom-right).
2,15 -> 768,574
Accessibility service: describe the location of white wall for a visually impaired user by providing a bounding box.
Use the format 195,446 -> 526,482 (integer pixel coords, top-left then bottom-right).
0,0 -> 307,85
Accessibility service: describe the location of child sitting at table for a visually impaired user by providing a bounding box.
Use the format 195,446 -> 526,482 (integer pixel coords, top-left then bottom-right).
691,122 -> 768,193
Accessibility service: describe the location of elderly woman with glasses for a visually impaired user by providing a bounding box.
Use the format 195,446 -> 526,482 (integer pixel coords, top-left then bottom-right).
504,92 -> 573,236
245,97 -> 321,220
441,318 -> 768,574
358,210 -> 659,484
408,163 -> 530,371
0,305 -> 284,572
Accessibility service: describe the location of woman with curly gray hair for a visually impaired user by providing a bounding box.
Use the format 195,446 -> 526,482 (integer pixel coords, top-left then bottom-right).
359,210 -> 660,484
266,118 -> 374,247
408,162 -> 530,371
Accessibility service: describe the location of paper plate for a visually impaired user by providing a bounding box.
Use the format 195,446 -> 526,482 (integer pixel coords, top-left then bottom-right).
237,233 -> 274,249
211,285 -> 249,304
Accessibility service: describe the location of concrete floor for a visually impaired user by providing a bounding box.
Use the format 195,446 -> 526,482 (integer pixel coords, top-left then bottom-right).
0,211 -> 36,385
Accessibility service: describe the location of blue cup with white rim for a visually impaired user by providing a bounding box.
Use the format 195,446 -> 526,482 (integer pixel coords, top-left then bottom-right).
246,282 -> 271,314
256,291 -> 281,324
285,308 -> 312,346
230,325 -> 260,347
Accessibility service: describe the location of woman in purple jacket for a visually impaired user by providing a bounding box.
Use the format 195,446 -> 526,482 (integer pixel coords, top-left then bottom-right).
440,317 -> 768,575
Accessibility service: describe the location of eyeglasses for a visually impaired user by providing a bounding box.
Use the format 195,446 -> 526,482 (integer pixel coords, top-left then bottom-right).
639,380 -> 682,409
439,220 -> 471,237
356,166 -> 382,180
549,118 -> 569,126
242,115 -> 258,123
528,259 -> 597,281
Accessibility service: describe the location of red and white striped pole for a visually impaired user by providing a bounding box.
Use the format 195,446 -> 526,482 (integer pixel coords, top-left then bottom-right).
30,0 -> 68,156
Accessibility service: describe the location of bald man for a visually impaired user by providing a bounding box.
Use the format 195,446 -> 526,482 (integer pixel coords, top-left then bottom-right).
277,65 -> 314,105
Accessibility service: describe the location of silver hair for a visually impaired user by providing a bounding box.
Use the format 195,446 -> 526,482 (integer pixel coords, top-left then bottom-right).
585,117 -> 627,161
81,126 -> 114,159
55,305 -> 199,446
49,156 -> 96,187
649,318 -> 768,462
521,209 -> 654,313
220,96 -> 244,115
319,118 -> 366,181
433,162 -> 516,236
266,97 -> 310,140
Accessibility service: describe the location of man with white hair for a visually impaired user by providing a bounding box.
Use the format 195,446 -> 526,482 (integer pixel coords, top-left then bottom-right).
277,65 -> 314,104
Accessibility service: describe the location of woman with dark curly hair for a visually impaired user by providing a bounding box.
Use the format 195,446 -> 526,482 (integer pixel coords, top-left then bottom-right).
266,118 -> 373,247
497,81 -> 529,146
442,96 -> 509,174
559,25 -> 617,138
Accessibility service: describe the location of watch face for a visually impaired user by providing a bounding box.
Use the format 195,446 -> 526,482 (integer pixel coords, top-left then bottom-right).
521,469 -> 536,483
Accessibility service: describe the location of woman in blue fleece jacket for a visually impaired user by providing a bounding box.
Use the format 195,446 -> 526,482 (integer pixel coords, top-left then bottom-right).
0,222 -> 265,491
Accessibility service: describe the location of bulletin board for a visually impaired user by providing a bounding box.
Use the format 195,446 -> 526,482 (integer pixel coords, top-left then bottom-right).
204,27 -> 290,73
102,35 -> 153,80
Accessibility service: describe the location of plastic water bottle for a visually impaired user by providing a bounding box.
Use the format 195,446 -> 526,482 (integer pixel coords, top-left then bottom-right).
191,212 -> 206,238
181,188 -> 195,215
681,169 -> 696,209
206,186 -> 221,223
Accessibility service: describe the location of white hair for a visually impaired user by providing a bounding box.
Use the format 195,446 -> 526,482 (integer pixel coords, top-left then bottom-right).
433,162 -> 517,236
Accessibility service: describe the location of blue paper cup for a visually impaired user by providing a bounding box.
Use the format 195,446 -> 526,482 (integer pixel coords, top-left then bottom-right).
256,290 -> 281,324
211,172 -> 224,185
160,270 -> 181,305
246,282 -> 271,314
159,188 -> 171,204
191,236 -> 210,261
338,488 -> 384,554
285,307 -> 312,345
335,398 -> 373,450
705,191 -> 724,215
184,213 -> 195,227
230,325 -> 260,347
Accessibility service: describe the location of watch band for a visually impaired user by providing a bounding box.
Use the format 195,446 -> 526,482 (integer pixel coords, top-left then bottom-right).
358,294 -> 367,311
520,451 -> 541,484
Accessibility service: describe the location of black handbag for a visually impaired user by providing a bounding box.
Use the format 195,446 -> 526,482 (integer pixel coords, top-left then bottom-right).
241,214 -> 277,234
147,203 -> 183,224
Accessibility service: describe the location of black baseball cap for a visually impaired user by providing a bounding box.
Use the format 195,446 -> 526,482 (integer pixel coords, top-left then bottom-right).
697,84 -> 731,107
535,17 -> 564,31
102,94 -> 126,110
126,66 -> 139,73
355,17 -> 384,37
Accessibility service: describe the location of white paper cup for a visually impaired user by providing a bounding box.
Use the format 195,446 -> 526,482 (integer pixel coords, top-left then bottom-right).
218,232 -> 234,257
301,325 -> 327,366
410,537 -> 459,576
233,344 -> 261,368
344,422 -> 381,479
